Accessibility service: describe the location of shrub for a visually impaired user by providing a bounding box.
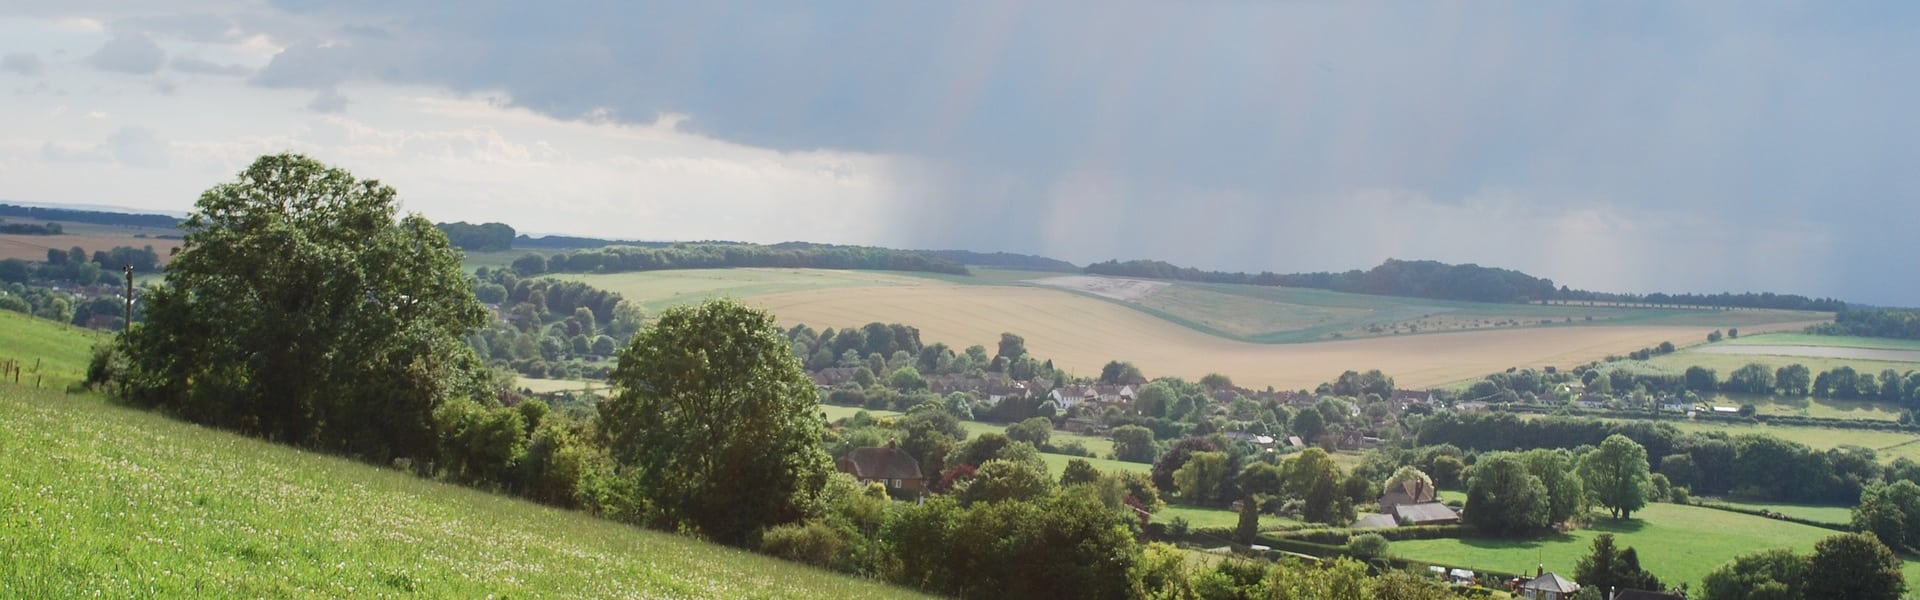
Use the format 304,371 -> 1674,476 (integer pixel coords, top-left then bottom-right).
760,521 -> 848,569
1348,533 -> 1389,559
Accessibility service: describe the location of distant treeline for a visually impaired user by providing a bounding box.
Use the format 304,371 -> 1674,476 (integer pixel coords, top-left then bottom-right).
434,222 -> 516,252
0,203 -> 180,229
1555,289 -> 1846,312
1807,308 -> 1920,340
511,243 -> 970,277
0,221 -> 61,235
1417,411 -> 1886,504
1086,257 -> 1847,310
1086,258 -> 1557,304
919,249 -> 1077,272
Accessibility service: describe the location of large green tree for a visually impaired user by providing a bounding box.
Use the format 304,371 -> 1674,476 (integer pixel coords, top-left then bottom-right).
598,298 -> 831,545
115,154 -> 489,462
1521,448 -> 1585,525
1465,452 -> 1550,536
1700,548 -> 1809,600
1580,434 -> 1652,519
1806,533 -> 1906,600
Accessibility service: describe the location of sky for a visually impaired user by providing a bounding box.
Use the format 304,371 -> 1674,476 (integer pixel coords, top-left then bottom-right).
0,2 -> 1915,305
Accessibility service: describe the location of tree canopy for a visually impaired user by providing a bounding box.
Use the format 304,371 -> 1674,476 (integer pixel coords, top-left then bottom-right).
597,298 -> 831,545
1581,434 -> 1652,520
113,153 -> 489,463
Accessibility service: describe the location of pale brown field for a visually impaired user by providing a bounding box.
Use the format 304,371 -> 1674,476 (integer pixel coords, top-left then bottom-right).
747,283 -> 1824,389
0,221 -> 181,264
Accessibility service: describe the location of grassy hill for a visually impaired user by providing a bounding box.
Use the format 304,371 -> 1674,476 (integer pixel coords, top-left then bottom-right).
0,309 -> 103,390
0,385 -> 925,599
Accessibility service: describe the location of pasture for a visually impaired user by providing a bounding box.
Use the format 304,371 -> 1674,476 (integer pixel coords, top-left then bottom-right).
0,220 -> 182,264
1697,499 -> 1853,526
1389,502 -> 1920,588
749,281 -> 1818,390
0,385 -> 924,599
1657,420 -> 1920,463
1722,333 -> 1920,352
0,310 -> 102,390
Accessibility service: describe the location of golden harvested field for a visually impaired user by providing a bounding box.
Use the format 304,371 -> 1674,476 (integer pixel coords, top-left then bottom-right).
0,221 -> 181,264
747,282 -> 1826,389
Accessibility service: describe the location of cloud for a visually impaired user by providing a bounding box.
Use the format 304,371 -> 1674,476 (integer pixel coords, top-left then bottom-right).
306,87 -> 348,113
115,13 -> 241,43
107,127 -> 170,168
171,57 -> 254,77
86,32 -> 166,74
2,53 -> 44,77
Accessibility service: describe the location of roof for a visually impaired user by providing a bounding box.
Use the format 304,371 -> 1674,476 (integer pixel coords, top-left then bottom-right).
1353,513 -> 1400,529
1381,480 -> 1436,507
838,446 -> 924,480
1392,502 -> 1460,524
1521,573 -> 1580,593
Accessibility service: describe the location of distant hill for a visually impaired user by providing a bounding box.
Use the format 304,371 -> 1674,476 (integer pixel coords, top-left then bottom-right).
919,249 -> 1077,272
0,203 -> 181,229
1085,257 -> 1845,311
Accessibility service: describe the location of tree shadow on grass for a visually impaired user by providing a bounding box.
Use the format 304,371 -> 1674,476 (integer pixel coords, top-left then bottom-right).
1589,518 -> 1650,534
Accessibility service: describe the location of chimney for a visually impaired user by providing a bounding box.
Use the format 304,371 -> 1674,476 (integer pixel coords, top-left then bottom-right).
1536,564 -> 1544,578
886,438 -> 898,449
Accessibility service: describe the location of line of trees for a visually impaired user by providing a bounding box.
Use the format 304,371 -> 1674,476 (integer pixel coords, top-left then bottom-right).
1417,412 -> 1898,504
1085,258 -> 1558,303
0,221 -> 61,234
509,242 -> 969,277
1807,308 -> 1920,340
434,221 -> 516,251
0,203 -> 180,229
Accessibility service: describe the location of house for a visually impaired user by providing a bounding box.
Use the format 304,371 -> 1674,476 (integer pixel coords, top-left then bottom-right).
1455,401 -> 1490,412
1657,400 -> 1690,413
1711,405 -> 1740,414
1392,502 -> 1461,526
1379,479 -> 1437,511
1093,384 -> 1137,405
836,443 -> 927,493
1049,385 -> 1099,410
810,367 -> 863,388
1286,436 -> 1306,449
1517,569 -> 1581,600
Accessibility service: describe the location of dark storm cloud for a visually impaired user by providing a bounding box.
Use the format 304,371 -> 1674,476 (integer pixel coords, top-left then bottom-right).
198,2 -> 1920,302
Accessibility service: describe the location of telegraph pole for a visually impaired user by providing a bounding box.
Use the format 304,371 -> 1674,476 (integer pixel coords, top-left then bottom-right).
124,264 -> 134,331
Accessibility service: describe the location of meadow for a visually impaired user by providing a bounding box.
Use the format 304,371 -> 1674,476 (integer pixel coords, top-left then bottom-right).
1388,502 -> 1920,588
0,385 -> 925,599
1721,333 -> 1920,352
0,309 -> 102,390
1696,499 -> 1853,526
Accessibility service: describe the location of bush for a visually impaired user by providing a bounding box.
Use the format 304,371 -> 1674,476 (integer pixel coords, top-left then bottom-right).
1348,533 -> 1389,559
760,520 -> 848,568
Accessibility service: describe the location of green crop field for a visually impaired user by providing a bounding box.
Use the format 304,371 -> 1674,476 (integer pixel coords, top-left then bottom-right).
0,310 -> 103,390
0,386 -> 924,599
1645,349 -> 1920,377
1389,502 -> 1920,588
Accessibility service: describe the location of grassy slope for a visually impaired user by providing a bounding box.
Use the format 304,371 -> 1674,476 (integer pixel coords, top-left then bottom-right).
1390,503 -> 1920,588
0,386 -> 924,599
0,310 -> 103,390
1697,499 -> 1853,525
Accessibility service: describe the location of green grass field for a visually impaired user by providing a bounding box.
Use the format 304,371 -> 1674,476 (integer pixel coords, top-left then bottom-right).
0,385 -> 923,599
1644,350 -> 1920,378
0,310 -> 103,390
1723,333 -> 1920,352
1697,498 -> 1854,525
1156,504 -> 1300,532
1390,502 -> 1920,588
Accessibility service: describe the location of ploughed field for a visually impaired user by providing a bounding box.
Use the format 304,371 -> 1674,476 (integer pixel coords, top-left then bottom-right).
541,268 -> 1827,389
0,385 -> 925,599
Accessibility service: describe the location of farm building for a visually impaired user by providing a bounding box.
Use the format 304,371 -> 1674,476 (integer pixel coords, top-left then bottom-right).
836,444 -> 927,493
1379,479 -> 1437,512
1391,502 -> 1460,526
1352,513 -> 1399,529
1516,570 -> 1580,600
